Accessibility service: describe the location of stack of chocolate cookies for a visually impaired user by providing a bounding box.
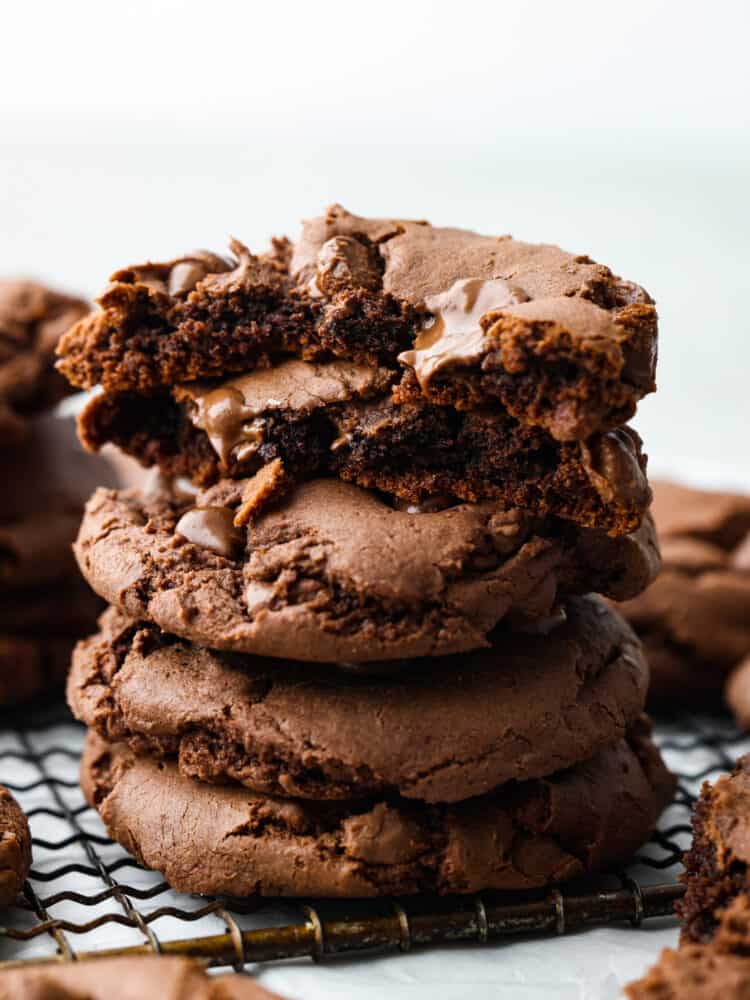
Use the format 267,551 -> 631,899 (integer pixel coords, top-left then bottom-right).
0,280 -> 108,706
62,206 -> 674,898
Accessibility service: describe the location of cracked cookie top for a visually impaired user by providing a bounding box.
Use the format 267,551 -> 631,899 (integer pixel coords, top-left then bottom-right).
68,595 -> 648,803
73,477 -> 660,663
81,721 -> 674,898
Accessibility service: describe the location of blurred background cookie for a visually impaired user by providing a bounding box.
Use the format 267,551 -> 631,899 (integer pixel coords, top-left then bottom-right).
0,955 -> 283,998
616,480 -> 750,710
0,281 -> 124,707
0,279 -> 87,444
0,784 -> 31,907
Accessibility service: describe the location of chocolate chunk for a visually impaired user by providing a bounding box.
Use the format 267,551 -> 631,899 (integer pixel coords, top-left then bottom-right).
398,277 -> 530,389
313,235 -> 383,296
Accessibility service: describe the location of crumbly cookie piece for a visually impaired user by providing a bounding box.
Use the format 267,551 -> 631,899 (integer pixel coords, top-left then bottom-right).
58,205 -> 656,442
0,785 -> 31,906
79,358 -> 652,534
625,944 -> 750,999
627,896 -> 750,998
0,633 -> 75,706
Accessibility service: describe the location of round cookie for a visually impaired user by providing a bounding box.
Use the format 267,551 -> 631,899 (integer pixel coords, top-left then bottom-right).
628,898 -> 750,998
0,784 -> 31,906
0,956 -> 282,999
0,579 -> 102,634
1,410 -> 118,522
68,595 -> 648,803
0,512 -> 84,592
81,721 -> 674,898
625,944 -> 750,1000
1,411 -> 120,592
58,205 -> 656,445
676,755 -> 750,945
0,634 -> 74,706
0,278 -> 87,444
617,480 -> 750,703
726,656 -> 750,730
0,580 -> 102,706
74,477 -> 660,664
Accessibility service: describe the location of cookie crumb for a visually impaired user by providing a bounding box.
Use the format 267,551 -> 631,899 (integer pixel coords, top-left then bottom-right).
234,459 -> 289,527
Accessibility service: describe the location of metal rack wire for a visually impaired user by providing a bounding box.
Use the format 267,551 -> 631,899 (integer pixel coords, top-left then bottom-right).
1,702 -> 748,971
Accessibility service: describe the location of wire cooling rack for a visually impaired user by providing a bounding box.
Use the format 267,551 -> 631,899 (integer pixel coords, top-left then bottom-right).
1,702 -> 748,972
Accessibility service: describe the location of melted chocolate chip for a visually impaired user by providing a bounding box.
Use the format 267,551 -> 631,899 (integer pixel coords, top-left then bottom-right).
313,235 -> 383,296
398,277 -> 529,388
175,506 -> 242,558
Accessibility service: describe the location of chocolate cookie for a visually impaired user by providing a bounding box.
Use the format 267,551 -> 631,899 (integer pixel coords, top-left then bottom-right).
0,634 -> 74,706
78,358 -> 651,534
1,410 -> 119,519
0,511 -> 82,591
676,755 -> 750,945
1,412 -> 120,591
0,578 -> 102,706
617,479 -> 750,700
0,578 -> 102,634
68,596 -> 648,803
626,944 -> 750,999
628,894 -> 750,998
81,720 -> 673,898
0,956 -> 281,999
58,205 -> 656,444
0,785 -> 31,906
726,656 -> 750,730
0,412 -> 112,703
74,478 -> 660,663
0,279 -> 87,443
